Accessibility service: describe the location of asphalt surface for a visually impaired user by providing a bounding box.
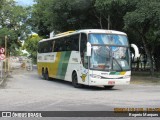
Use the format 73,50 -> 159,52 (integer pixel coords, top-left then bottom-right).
0,68 -> 160,120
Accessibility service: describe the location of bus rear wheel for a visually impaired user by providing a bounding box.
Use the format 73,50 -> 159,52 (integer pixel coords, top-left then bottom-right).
72,72 -> 82,88
44,69 -> 49,80
42,69 -> 45,79
104,85 -> 114,89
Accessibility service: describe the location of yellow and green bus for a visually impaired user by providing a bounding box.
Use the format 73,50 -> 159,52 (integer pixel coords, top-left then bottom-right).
37,29 -> 131,89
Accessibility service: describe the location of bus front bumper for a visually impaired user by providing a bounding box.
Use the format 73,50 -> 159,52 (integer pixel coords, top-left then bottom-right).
88,77 -> 130,86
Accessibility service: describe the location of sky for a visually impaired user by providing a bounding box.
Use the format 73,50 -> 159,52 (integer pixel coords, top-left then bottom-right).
15,0 -> 35,6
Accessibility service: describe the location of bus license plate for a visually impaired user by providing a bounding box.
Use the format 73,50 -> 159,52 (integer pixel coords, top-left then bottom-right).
108,81 -> 115,85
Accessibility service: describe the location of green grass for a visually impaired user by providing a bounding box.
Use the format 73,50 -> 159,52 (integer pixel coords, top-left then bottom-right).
131,71 -> 160,78
131,71 -> 160,84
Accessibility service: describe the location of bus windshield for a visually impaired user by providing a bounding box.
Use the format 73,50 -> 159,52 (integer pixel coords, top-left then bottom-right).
89,33 -> 128,45
89,34 -> 130,71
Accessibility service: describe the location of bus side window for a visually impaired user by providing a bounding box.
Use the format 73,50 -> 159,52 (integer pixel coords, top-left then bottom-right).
60,38 -> 67,51
38,43 -> 41,53
48,40 -> 53,52
54,38 -> 63,52
70,34 -> 79,51
43,42 -> 47,53
52,40 -> 55,52
80,33 -> 88,68
59,38 -> 64,51
39,42 -> 45,53
54,40 -> 59,52
66,37 -> 71,51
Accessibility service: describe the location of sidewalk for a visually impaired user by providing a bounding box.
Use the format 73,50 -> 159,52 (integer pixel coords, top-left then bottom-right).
0,60 -> 6,85
0,69 -> 7,85
0,65 -> 22,86
0,58 -> 34,86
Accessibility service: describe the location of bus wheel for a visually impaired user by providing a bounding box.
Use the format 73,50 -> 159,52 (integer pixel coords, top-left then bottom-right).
42,69 -> 45,79
72,72 -> 82,88
104,86 -> 114,89
45,69 -> 49,80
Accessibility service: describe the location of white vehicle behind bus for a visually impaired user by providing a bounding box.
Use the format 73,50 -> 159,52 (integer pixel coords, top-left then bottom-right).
37,29 -> 131,89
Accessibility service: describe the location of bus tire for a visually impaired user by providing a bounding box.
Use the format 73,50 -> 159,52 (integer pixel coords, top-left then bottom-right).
45,69 -> 49,80
42,68 -> 45,79
72,72 -> 82,88
104,85 -> 114,89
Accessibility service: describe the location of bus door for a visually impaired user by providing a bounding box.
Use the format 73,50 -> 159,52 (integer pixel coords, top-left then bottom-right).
80,33 -> 89,85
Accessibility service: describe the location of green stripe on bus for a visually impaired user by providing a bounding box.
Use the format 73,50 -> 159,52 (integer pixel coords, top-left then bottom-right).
52,52 -> 61,77
61,51 -> 71,79
57,51 -> 71,80
57,52 -> 66,79
109,71 -> 126,75
109,72 -> 117,75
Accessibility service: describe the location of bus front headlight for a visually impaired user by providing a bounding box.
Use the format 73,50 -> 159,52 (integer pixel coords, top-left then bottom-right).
90,74 -> 101,79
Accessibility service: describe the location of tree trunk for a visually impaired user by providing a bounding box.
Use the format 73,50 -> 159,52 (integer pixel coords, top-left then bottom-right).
142,37 -> 154,76
154,47 -> 160,72
154,56 -> 160,71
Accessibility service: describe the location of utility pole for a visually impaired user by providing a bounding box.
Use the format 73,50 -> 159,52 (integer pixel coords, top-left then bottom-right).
8,51 -> 10,72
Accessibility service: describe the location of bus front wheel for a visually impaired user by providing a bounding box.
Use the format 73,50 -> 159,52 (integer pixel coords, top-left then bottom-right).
72,72 -> 82,88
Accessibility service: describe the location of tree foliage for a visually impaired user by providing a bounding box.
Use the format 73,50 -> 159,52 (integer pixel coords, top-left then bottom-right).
31,0 -> 136,34
124,0 -> 160,74
31,0 -> 96,35
23,35 -> 41,63
0,0 -> 31,55
30,0 -> 160,73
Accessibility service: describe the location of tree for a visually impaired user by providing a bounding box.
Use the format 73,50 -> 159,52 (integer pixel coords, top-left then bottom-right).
31,0 -> 97,35
0,28 -> 21,54
29,0 -> 51,37
23,35 -> 42,63
91,0 -> 136,30
31,0 -> 136,35
0,0 -> 31,55
124,0 -> 160,75
30,0 -> 160,73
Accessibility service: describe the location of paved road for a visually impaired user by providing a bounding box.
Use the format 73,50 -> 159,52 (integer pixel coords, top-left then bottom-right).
0,68 -> 160,120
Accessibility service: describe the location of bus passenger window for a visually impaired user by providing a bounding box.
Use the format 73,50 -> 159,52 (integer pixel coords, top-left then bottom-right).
70,34 -> 79,51
52,41 -> 55,52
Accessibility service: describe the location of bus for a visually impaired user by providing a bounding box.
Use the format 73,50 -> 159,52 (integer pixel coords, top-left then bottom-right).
37,29 -> 131,89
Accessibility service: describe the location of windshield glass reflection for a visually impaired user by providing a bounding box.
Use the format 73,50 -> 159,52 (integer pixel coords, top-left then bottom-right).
89,34 -> 128,46
90,46 -> 130,71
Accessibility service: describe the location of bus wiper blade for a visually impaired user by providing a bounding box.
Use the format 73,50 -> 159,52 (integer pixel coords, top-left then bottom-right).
113,57 -> 123,71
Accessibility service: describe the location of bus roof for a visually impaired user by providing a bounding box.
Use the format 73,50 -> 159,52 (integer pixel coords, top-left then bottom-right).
39,29 -> 127,42
77,29 -> 126,35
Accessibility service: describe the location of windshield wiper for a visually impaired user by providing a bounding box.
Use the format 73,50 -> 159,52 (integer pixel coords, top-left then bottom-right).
108,46 -> 123,71
113,57 -> 123,71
